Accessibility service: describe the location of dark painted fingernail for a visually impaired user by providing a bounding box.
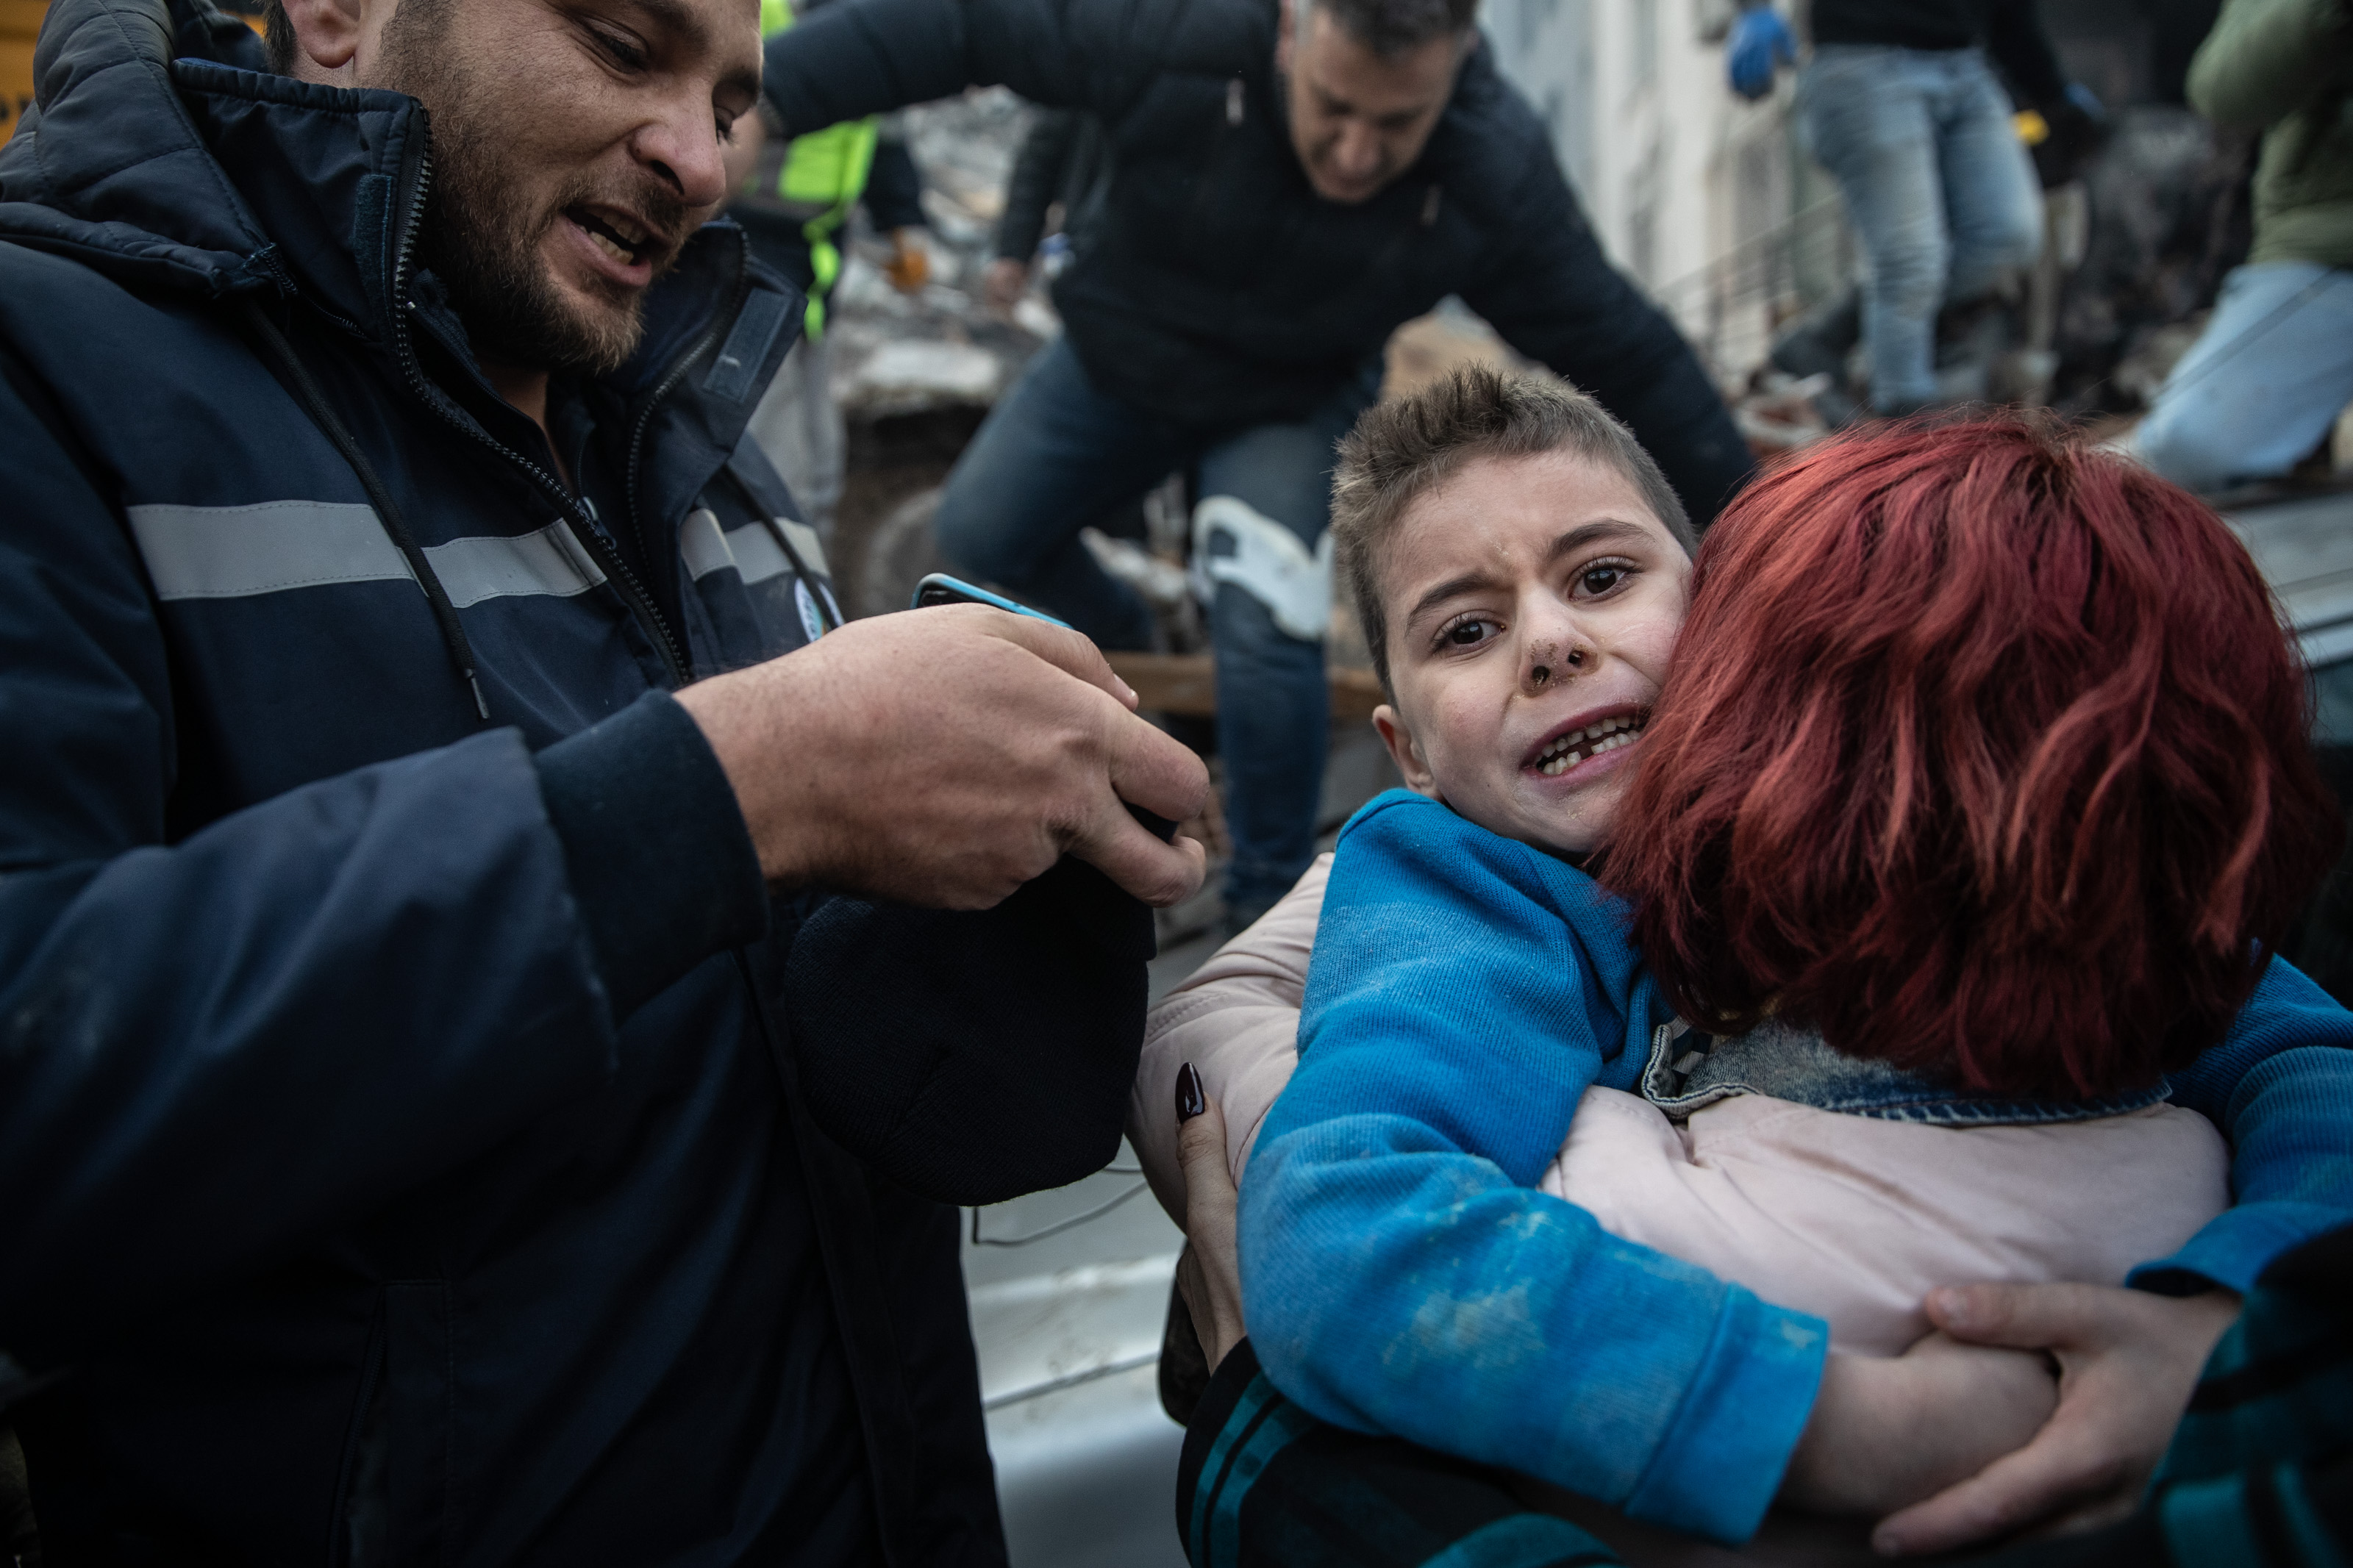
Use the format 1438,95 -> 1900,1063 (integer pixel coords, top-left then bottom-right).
1176,1062 -> 1207,1123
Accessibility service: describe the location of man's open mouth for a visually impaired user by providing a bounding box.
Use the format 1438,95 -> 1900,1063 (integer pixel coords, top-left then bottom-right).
1529,711 -> 1648,776
568,206 -> 653,268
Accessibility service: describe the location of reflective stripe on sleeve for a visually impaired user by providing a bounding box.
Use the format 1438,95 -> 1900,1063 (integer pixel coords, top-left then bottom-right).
681,508 -> 829,587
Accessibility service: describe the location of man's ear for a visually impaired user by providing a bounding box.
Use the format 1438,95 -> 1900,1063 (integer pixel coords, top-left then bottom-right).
1372,705 -> 1440,801
1275,0 -> 1296,74
279,0 -> 373,83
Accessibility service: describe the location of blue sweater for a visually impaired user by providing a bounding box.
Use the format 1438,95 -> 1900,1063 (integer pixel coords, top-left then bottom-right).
1238,790 -> 2353,1544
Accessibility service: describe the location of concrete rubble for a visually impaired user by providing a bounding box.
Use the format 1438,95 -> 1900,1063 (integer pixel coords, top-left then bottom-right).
828,87 -> 1053,426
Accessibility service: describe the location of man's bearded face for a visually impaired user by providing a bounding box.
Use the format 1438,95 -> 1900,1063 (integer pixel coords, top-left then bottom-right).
371,0 -> 757,376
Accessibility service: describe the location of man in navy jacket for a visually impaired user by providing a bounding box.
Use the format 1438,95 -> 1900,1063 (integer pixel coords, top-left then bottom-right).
0,0 -> 1206,1558
766,0 -> 1756,931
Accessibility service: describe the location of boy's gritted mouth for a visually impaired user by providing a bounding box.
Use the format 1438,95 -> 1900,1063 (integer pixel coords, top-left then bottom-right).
1524,706 -> 1649,778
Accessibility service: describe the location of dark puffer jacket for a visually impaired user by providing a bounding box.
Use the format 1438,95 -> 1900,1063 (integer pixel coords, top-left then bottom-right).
764,0 -> 1755,521
0,0 -> 1151,1561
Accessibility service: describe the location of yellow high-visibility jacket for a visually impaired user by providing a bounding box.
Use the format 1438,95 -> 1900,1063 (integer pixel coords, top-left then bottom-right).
755,0 -> 879,336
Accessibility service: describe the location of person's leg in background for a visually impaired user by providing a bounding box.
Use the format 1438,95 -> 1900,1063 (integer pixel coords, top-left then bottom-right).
932,336 -> 1182,649
1193,371 -> 1378,929
1799,46 -> 1952,413
744,328 -> 848,541
2132,263 -> 2353,493
1935,50 -> 2045,312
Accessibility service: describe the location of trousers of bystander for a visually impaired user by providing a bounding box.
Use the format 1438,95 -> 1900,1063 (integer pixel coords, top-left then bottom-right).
1797,43 -> 2045,413
935,337 -> 1379,924
2134,262 -> 2353,493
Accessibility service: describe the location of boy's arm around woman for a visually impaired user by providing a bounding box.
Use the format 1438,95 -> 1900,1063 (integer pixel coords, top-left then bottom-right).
1210,793 -> 2353,1547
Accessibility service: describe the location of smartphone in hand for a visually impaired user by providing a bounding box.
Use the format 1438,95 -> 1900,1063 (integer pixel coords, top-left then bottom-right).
908,574 -> 1178,843
910,573 -> 1074,630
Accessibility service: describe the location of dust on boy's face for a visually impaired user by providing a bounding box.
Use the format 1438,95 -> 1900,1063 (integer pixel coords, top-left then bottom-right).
1371,449 -> 1691,858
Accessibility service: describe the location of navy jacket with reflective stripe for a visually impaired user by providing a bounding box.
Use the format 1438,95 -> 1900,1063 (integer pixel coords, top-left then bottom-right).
0,1 -> 1146,1561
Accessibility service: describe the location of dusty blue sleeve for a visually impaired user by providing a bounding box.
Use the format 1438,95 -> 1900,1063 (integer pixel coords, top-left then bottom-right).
1237,792 -> 1827,1545
2135,957 -> 2353,1295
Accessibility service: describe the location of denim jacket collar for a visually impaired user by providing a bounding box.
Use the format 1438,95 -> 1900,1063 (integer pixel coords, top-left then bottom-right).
1639,1018 -> 2171,1127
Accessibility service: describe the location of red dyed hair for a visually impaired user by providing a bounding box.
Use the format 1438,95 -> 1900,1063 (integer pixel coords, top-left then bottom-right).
1600,415 -> 2340,1098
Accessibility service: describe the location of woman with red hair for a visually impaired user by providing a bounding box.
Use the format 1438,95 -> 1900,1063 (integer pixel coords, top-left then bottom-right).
1607,416 -> 2340,1103
1516,417 -> 2348,1386
1137,391 -> 2353,1556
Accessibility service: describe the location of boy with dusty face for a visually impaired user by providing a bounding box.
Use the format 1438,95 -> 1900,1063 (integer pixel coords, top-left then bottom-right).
1257,370 -> 2107,1529
1346,388 -> 1695,858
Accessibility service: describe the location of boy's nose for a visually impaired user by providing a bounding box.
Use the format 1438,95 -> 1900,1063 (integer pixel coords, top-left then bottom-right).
1522,637 -> 1588,695
1524,630 -> 1600,695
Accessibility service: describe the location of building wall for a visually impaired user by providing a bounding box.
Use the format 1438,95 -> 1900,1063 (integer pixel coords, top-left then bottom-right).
1480,0 -> 1827,379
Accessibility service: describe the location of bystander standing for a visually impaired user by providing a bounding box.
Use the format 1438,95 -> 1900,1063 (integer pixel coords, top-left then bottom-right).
767,0 -> 1755,932
2133,0 -> 2353,493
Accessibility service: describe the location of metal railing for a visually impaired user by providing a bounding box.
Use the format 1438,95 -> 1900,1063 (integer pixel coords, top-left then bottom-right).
1649,196 -> 1855,385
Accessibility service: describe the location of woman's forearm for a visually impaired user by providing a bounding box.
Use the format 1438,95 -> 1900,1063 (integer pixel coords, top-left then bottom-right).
1129,855 -> 1327,1220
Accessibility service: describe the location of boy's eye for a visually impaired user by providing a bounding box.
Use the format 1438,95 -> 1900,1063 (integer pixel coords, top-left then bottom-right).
1575,561 -> 1633,598
1438,616 -> 1497,650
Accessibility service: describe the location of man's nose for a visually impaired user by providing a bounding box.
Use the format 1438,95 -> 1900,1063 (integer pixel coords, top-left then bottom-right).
635,101 -> 731,212
1330,120 -> 1384,180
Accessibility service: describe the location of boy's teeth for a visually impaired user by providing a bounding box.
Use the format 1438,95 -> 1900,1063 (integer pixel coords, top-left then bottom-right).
1534,715 -> 1646,775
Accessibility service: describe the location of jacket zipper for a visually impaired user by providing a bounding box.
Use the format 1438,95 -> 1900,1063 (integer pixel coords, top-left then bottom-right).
385,144 -> 690,686
623,225 -> 753,565
251,244 -> 370,342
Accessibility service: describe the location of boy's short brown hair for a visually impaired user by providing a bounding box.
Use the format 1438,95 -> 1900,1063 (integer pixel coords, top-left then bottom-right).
1331,367 -> 1696,693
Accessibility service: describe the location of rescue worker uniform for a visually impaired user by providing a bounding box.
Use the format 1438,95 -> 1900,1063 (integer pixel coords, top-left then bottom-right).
0,0 -> 1148,1559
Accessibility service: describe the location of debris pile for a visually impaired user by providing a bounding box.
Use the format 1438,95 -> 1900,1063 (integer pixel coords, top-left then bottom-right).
829,87 -> 1054,425
828,88 -> 1060,611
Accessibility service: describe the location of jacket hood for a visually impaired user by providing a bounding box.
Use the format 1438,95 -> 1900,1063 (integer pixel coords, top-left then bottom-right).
0,0 -> 399,301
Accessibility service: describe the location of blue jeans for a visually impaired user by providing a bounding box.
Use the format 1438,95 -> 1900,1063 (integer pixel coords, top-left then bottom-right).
2134,262 -> 2353,493
934,337 -> 1379,919
1797,45 -> 2044,412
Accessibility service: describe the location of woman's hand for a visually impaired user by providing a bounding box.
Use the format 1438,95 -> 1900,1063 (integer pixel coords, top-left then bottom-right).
1868,1281 -> 2242,1556
1174,1063 -> 1247,1372
1783,1333 -> 2058,1519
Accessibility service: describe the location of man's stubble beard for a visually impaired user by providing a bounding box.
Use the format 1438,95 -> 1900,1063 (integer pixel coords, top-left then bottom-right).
375,0 -> 687,377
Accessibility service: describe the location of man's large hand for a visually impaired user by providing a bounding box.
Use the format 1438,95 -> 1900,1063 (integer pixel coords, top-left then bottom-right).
1868,1281 -> 2241,1556
676,604 -> 1209,907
